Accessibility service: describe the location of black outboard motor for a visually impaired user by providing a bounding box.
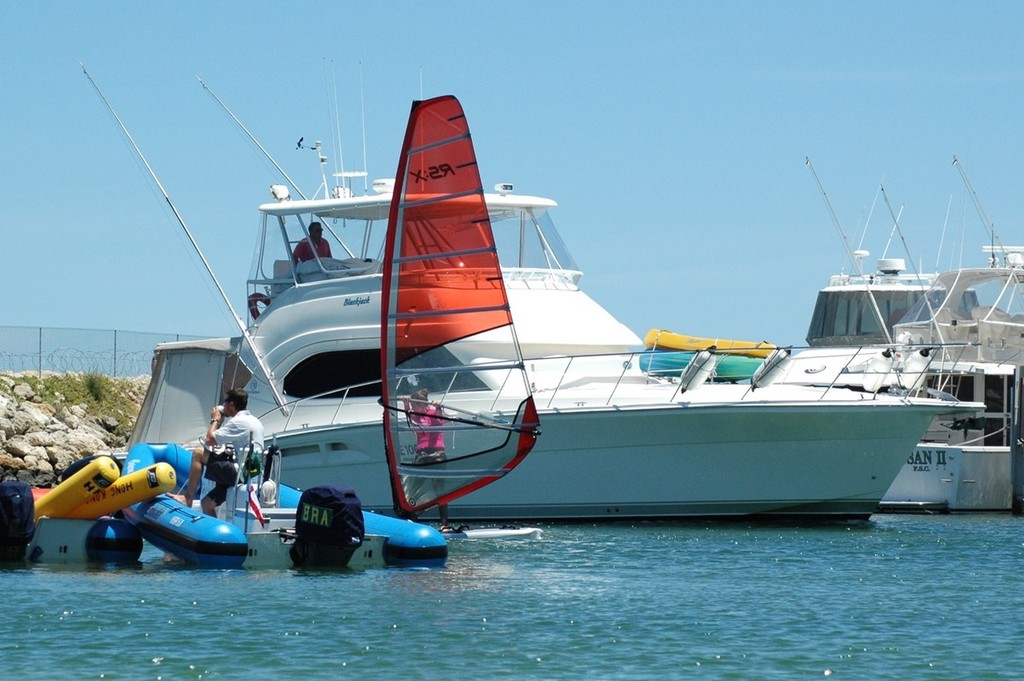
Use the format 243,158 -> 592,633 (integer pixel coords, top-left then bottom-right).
0,481 -> 35,561
290,485 -> 365,568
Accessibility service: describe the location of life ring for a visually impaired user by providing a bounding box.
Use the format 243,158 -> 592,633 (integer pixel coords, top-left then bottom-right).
248,293 -> 271,320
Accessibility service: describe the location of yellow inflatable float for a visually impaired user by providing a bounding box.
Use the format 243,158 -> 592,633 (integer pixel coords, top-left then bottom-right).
644,329 -> 776,359
34,455 -> 120,520
65,462 -> 177,519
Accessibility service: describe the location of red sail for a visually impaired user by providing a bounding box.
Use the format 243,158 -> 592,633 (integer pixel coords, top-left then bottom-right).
381,96 -> 539,517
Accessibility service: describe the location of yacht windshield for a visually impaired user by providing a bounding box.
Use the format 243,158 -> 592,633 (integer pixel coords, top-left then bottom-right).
249,195 -> 580,296
806,288 -> 926,346
492,209 -> 578,272
898,287 -> 955,324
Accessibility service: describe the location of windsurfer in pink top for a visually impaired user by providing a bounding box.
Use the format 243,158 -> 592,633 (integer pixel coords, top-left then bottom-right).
403,387 -> 450,531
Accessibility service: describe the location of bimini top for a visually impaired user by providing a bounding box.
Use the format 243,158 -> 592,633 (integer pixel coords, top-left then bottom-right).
259,185 -> 557,221
894,266 -> 1024,364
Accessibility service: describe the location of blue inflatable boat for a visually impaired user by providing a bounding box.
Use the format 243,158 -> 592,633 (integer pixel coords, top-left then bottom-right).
122,443 -> 446,569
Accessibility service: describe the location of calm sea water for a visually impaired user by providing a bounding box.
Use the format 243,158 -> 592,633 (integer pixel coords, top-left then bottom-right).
3,514 -> 1024,679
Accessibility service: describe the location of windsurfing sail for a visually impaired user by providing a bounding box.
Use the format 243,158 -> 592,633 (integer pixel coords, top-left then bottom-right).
380,95 -> 540,517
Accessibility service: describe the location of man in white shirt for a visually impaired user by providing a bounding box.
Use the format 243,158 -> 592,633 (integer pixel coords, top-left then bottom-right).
181,388 -> 265,516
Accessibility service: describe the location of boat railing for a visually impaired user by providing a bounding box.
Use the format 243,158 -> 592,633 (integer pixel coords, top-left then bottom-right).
528,341 -> 985,407
259,342 -> 983,422
262,378 -> 384,430
527,348 -> 764,407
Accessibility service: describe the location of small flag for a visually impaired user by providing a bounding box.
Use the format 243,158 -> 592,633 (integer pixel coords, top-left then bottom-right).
248,483 -> 266,528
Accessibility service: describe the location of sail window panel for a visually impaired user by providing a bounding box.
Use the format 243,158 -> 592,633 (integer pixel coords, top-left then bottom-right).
392,345 -> 489,395
394,395 -> 537,512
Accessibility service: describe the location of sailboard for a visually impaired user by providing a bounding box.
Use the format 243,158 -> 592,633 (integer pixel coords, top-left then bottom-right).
441,524 -> 543,540
380,95 -> 540,527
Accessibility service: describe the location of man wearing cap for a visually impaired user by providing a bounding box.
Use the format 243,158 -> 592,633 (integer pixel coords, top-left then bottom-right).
292,221 -> 332,263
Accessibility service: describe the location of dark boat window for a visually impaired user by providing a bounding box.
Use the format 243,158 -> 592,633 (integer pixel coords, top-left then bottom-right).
984,374 -> 1010,447
284,350 -> 382,398
282,347 -> 489,399
806,289 -> 926,346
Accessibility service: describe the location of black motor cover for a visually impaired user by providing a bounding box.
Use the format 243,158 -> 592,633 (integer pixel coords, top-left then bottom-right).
290,485 -> 365,568
0,481 -> 35,561
295,485 -> 364,546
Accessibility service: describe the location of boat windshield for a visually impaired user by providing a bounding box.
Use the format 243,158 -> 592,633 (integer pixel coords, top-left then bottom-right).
248,194 -> 582,295
896,270 -> 1024,326
806,287 -> 928,346
889,268 -> 1024,363
247,211 -> 383,295
897,285 -> 962,325
491,208 -> 579,274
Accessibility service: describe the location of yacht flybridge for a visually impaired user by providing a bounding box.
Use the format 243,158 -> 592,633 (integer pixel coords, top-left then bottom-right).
130,114 -> 981,521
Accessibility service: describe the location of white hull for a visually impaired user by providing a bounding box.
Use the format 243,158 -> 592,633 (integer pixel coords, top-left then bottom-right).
880,444 -> 1011,512
269,392 -> 948,521
443,526 -> 542,540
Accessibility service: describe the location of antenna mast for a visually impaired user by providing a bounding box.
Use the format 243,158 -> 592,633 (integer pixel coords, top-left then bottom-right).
806,157 -> 867,276
359,64 -> 369,194
325,62 -> 367,198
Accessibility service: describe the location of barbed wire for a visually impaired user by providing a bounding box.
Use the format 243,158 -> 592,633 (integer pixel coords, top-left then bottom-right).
0,327 -> 206,377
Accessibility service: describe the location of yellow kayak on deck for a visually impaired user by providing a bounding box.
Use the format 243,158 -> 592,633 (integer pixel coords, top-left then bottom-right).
644,329 -> 776,359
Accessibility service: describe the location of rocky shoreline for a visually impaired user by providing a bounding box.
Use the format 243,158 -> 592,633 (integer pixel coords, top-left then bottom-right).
0,372 -> 149,486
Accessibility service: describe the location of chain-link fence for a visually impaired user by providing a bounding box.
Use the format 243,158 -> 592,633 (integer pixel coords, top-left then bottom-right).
0,326 -> 207,377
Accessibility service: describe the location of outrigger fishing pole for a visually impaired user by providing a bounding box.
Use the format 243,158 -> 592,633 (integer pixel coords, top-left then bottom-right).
806,157 -> 894,344
81,63 -> 289,415
197,75 -> 309,201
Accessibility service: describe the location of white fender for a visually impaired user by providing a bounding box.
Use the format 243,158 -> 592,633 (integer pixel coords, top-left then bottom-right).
862,348 -> 894,393
751,348 -> 792,390
897,348 -> 931,394
679,349 -> 716,392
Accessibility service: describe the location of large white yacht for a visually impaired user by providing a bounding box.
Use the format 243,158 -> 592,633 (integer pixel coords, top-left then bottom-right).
130,184 -> 982,521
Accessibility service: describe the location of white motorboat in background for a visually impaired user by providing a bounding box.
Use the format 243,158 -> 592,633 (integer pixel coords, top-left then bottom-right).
803,250 -> 1024,512
129,104 -> 982,521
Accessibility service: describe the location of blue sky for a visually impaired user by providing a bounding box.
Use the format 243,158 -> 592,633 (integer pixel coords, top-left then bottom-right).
3,2 -> 1023,347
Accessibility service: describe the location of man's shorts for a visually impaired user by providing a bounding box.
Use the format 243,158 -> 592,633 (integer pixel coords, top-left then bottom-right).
202,448 -> 238,485
204,483 -> 230,506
